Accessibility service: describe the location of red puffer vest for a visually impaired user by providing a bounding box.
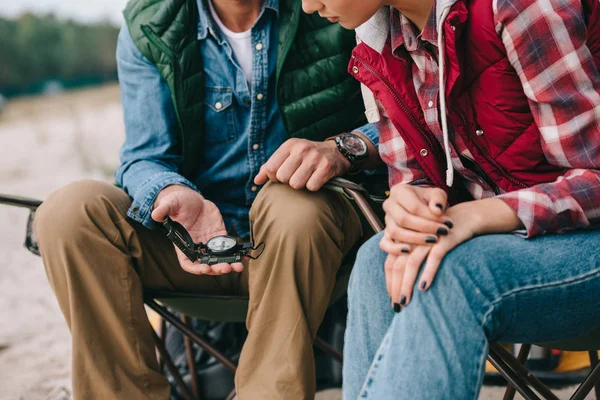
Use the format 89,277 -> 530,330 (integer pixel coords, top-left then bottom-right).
350,0 -> 600,202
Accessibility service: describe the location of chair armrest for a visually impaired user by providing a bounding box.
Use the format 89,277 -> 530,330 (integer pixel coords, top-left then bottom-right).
0,194 -> 43,210
341,187 -> 384,234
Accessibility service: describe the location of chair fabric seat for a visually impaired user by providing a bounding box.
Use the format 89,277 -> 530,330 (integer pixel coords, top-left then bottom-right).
536,329 -> 600,352
146,260 -> 354,323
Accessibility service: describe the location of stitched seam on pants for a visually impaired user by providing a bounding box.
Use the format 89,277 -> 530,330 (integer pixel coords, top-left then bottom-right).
358,327 -> 392,398
471,337 -> 489,400
480,267 -> 600,330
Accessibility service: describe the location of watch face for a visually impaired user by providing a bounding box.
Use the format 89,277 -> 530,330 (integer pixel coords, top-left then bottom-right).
342,135 -> 367,156
206,236 -> 237,255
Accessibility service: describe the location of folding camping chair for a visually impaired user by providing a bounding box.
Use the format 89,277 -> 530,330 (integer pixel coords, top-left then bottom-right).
4,186 -> 599,400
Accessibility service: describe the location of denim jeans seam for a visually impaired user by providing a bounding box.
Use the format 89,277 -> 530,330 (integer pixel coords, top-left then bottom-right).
479,266 -> 600,361
481,267 -> 600,327
358,327 -> 392,398
471,337 -> 489,400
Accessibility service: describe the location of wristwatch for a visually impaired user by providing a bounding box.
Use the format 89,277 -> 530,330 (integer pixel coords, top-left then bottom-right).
334,133 -> 369,165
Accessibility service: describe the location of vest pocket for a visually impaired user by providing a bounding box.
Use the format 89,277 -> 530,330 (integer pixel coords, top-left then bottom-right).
204,87 -> 236,145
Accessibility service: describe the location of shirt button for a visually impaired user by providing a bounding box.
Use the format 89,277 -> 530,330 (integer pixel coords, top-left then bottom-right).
428,100 -> 434,108
215,102 -> 223,110
352,66 -> 359,74
251,185 -> 258,192
255,43 -> 264,51
420,149 -> 429,157
252,143 -> 260,150
256,93 -> 264,101
476,129 -> 484,136
450,25 -> 456,31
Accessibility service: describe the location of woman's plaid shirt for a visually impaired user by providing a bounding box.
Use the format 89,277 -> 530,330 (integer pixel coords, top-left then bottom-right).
375,0 -> 600,237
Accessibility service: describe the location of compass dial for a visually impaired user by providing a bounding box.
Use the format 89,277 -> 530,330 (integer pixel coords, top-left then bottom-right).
206,235 -> 237,255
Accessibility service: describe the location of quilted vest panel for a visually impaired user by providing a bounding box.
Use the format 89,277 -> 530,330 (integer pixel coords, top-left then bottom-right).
124,0 -> 366,175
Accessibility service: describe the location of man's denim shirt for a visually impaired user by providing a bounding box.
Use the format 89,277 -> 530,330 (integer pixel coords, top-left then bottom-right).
115,0 -> 379,238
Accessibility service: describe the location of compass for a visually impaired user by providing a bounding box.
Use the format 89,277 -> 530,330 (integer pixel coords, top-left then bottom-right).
206,235 -> 238,255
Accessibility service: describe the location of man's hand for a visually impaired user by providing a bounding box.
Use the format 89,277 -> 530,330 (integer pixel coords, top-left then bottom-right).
380,198 -> 523,309
151,185 -> 244,276
254,138 -> 351,191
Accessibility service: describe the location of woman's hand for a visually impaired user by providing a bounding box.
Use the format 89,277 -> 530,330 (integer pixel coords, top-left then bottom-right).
383,184 -> 455,246
381,198 -> 523,310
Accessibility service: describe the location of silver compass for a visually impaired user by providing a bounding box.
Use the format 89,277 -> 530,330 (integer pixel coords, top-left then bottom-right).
206,235 -> 238,255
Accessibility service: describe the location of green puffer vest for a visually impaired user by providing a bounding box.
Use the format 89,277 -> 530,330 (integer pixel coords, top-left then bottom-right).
123,0 -> 367,176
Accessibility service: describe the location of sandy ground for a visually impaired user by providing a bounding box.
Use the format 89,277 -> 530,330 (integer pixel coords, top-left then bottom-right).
0,86 -> 582,399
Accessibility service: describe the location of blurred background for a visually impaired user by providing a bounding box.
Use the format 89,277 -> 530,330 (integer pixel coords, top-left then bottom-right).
0,1 -> 591,399
0,1 -> 127,399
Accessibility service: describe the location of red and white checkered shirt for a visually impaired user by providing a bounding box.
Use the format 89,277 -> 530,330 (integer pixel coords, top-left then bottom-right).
376,0 -> 600,237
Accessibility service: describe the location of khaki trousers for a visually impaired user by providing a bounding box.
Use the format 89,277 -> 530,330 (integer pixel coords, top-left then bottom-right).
34,180 -> 362,400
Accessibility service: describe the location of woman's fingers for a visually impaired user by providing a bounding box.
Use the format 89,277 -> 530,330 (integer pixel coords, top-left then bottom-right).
418,233 -> 465,291
384,253 -> 398,303
390,255 -> 406,311
388,184 -> 441,221
379,233 -> 411,255
385,216 -> 441,245
384,203 -> 453,237
398,245 -> 431,306
421,187 -> 448,216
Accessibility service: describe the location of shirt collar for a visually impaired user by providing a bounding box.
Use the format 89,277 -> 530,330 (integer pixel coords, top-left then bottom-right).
390,2 -> 438,54
197,0 -> 279,41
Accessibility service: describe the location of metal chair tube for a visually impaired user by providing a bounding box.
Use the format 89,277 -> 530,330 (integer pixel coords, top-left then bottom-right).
488,346 -> 542,400
145,298 -> 238,372
570,356 -> 600,400
180,314 -> 201,399
151,329 -> 195,400
503,344 -> 532,400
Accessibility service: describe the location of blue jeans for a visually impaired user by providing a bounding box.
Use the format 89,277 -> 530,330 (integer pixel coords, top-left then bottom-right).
343,230 -> 600,399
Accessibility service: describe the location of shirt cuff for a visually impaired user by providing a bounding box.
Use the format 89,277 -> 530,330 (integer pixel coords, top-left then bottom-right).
496,193 -> 540,238
127,171 -> 199,229
353,122 -> 379,148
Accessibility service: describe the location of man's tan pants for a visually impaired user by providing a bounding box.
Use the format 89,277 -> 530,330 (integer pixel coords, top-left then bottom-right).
34,180 -> 362,400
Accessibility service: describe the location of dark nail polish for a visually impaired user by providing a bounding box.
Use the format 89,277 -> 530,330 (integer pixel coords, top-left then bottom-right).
425,236 -> 437,244
420,281 -> 427,290
436,227 -> 448,235
401,247 -> 410,253
393,303 -> 402,313
443,220 -> 454,229
435,203 -> 443,210
400,295 -> 407,306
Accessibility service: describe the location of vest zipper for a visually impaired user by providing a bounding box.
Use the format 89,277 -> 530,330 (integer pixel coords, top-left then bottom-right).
352,56 -> 440,160
457,111 -> 528,189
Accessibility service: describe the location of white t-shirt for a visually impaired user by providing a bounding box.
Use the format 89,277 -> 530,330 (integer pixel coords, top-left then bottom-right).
209,1 -> 253,83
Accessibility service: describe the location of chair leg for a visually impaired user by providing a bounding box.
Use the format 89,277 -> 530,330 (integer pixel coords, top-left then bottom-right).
503,344 -> 532,400
180,314 -> 201,400
314,336 -> 343,364
145,298 -> 238,372
490,343 -> 559,400
488,345 -> 542,400
224,388 -> 237,400
571,353 -> 600,400
590,351 -> 600,400
156,317 -> 167,373
151,328 -> 195,400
